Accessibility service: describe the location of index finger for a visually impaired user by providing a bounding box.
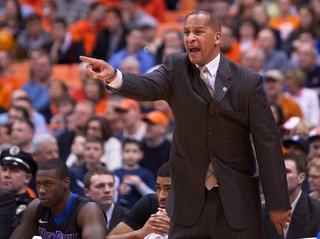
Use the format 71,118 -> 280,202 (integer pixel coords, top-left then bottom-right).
79,56 -> 99,64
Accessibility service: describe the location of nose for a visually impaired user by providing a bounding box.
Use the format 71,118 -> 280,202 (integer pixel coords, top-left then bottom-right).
37,185 -> 46,195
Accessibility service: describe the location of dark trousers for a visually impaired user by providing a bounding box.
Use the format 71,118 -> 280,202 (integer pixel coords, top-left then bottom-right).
168,187 -> 264,239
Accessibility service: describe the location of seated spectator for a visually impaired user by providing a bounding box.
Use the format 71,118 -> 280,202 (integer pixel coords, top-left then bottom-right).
264,69 -> 303,122
0,0 -> 24,38
82,78 -> 110,115
220,24 -> 242,64
0,146 -> 38,224
283,68 -> 319,126
55,0 -> 88,26
140,111 -> 171,177
44,17 -> 85,64
66,135 -> 86,168
92,7 -> 127,61
114,98 -> 146,144
10,118 -> 34,153
308,127 -> 320,158
108,27 -> 155,74
257,28 -> 290,73
103,94 -> 124,137
85,116 -> 122,171
16,13 -> 50,57
107,162 -> 171,239
113,138 -> 155,209
308,157 -> 320,201
263,153 -> 320,238
84,167 -> 130,233
22,49 -> 52,122
68,2 -> 106,56
69,137 -> 105,189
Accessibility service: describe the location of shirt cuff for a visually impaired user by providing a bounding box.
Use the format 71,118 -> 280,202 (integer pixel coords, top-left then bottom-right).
107,69 -> 123,89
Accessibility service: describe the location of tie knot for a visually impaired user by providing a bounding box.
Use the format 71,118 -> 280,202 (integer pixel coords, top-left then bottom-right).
199,66 -> 207,74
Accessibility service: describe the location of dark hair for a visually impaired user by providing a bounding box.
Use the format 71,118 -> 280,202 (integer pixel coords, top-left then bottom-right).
85,136 -> 104,149
283,152 -> 306,174
25,13 -> 41,23
123,138 -> 142,150
14,117 -> 35,132
10,105 -> 30,119
85,116 -> 112,141
188,11 -> 221,32
83,166 -> 114,189
38,158 -> 69,179
157,162 -> 170,177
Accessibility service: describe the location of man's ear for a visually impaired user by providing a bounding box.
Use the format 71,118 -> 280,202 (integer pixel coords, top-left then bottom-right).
298,172 -> 306,185
84,188 -> 90,197
25,173 -> 32,184
63,177 -> 71,189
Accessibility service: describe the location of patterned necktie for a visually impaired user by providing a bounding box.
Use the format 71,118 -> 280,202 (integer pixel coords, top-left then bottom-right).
205,162 -> 218,190
199,66 -> 214,97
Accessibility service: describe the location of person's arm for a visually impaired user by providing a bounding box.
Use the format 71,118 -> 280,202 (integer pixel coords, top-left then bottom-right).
124,175 -> 155,196
9,199 -> 39,239
78,202 -> 107,239
107,210 -> 170,239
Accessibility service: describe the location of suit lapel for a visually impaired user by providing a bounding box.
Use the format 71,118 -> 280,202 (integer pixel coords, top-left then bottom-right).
210,54 -> 232,108
189,64 -> 212,103
189,54 -> 232,104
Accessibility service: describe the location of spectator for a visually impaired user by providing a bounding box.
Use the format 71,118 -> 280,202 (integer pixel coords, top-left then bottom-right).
66,135 -> 86,168
307,157 -> 320,201
84,167 -> 130,232
294,43 -> 320,100
92,7 -> 127,61
240,46 -> 265,75
40,0 -> 57,32
83,78 -> 110,115
22,50 -> 52,122
140,111 -> 171,177
119,0 -> 156,30
283,135 -> 309,159
69,137 -> 105,189
263,153 -> 320,238
235,18 -> 258,53
69,2 -> 106,56
283,68 -> 319,126
220,24 -> 241,64
85,116 -> 122,171
0,146 -> 38,224
113,138 -> 156,209
9,158 -> 107,239
114,98 -> 146,144
257,27 -> 290,73
16,13 -> 50,57
57,100 -> 95,161
44,17 -> 84,64
107,161 -> 171,239
264,69 -> 304,122
268,0 -> 299,52
104,94 -> 124,137
55,0 -> 88,26
308,127 -> 320,158
0,0 -> 24,38
108,27 -> 155,74
137,0 -> 166,23
10,118 -> 34,153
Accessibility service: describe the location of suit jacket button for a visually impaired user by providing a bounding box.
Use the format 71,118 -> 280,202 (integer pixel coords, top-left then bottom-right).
209,131 -> 213,136
210,110 -> 215,114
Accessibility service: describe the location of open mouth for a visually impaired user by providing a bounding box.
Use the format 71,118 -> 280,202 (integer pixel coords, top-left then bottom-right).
189,47 -> 200,53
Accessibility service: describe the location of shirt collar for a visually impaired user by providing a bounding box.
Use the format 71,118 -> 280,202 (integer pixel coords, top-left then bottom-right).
197,53 -> 220,77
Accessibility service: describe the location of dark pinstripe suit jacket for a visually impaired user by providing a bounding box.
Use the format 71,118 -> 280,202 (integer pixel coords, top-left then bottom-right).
263,192 -> 320,239
116,52 -> 291,230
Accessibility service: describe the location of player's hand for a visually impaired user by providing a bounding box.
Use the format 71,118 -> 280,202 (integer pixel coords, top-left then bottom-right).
269,210 -> 292,234
79,56 -> 115,82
